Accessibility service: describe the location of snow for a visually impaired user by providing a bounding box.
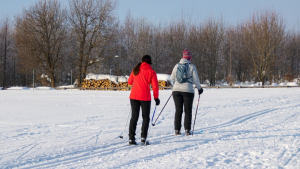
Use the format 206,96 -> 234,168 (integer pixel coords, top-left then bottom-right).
56,85 -> 76,90
277,82 -> 299,86
35,87 -> 56,90
1,88 -> 300,168
84,73 -> 299,88
288,82 -> 299,86
6,87 -> 31,90
157,74 -> 171,81
85,73 -> 129,83
5,87 -> 56,90
85,73 -> 171,83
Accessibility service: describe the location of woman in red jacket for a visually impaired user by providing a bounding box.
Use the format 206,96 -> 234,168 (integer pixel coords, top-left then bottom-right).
128,55 -> 160,145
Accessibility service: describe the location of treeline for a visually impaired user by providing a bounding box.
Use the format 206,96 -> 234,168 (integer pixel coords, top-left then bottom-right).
0,0 -> 300,88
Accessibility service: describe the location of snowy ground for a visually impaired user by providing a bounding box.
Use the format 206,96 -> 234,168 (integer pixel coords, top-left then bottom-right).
1,88 -> 300,168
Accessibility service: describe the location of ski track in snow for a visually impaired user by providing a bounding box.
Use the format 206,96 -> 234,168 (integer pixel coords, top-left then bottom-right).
0,88 -> 300,168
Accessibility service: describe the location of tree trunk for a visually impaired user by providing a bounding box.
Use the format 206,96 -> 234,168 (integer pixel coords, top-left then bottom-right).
50,71 -> 55,87
78,52 -> 83,87
2,23 -> 7,88
2,39 -> 6,88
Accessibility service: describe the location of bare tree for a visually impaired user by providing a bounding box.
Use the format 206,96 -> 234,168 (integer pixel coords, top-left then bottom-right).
119,13 -> 137,74
68,0 -> 118,86
242,10 -> 285,86
0,17 -> 13,88
15,0 -> 68,87
283,31 -> 300,80
201,16 -> 224,86
222,25 -> 251,85
186,24 -> 206,83
151,27 -> 167,72
165,19 -> 188,73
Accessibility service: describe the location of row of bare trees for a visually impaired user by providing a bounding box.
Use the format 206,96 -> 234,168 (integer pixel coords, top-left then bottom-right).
12,0 -> 118,87
116,11 -> 295,86
0,0 -> 299,88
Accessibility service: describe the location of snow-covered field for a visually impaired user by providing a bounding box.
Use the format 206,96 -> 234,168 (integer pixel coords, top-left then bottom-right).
1,88 -> 300,168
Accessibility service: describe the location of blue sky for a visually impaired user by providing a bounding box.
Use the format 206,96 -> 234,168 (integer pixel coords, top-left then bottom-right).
1,0 -> 299,30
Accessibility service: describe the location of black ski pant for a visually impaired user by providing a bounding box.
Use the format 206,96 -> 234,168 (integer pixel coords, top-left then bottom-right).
172,91 -> 194,131
129,99 -> 151,141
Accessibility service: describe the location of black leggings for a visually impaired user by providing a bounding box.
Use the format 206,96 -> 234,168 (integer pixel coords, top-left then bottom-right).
129,99 -> 151,141
172,91 -> 194,131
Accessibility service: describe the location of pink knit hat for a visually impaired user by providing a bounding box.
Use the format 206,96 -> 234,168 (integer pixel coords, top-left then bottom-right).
183,49 -> 191,60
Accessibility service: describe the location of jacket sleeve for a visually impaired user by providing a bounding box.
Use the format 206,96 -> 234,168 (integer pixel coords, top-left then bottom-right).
151,71 -> 159,99
191,65 -> 202,90
128,72 -> 134,85
170,64 -> 177,86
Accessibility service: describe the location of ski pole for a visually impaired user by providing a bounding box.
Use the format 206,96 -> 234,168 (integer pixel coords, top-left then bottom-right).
151,105 -> 157,124
119,108 -> 131,139
144,105 -> 156,145
152,94 -> 172,126
192,94 -> 201,136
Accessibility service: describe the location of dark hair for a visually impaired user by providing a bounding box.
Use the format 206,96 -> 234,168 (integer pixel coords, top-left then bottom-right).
133,55 -> 152,75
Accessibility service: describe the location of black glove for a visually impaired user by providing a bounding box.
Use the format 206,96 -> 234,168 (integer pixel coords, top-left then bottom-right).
198,88 -> 203,95
154,98 -> 160,105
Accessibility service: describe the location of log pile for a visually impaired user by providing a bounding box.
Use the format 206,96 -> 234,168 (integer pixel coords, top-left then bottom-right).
158,80 -> 172,90
81,79 -> 114,88
81,79 -> 131,90
81,79 -> 171,90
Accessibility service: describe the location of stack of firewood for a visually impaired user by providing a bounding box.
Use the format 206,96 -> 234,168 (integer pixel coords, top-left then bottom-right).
81,79 -> 116,88
81,79 -> 132,90
118,82 -> 131,88
158,80 -> 172,90
81,79 -> 171,90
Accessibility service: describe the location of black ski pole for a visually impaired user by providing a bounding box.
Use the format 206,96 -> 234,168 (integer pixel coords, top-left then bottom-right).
119,108 -> 131,139
150,105 -> 157,124
192,94 -> 201,136
152,94 -> 172,126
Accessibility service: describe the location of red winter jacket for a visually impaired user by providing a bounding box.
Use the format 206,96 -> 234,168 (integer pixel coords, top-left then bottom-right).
128,62 -> 159,101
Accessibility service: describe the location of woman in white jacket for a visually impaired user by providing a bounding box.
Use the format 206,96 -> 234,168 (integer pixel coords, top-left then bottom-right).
170,49 -> 203,136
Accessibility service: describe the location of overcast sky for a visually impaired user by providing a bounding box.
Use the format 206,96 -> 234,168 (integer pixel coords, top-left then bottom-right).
1,0 -> 299,30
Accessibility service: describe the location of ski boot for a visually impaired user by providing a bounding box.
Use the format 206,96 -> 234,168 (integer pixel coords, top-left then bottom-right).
141,138 -> 150,145
129,140 -> 137,145
175,130 -> 181,136
185,130 -> 191,136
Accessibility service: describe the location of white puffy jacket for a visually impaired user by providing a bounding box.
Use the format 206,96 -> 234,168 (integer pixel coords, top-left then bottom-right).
170,58 -> 202,93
